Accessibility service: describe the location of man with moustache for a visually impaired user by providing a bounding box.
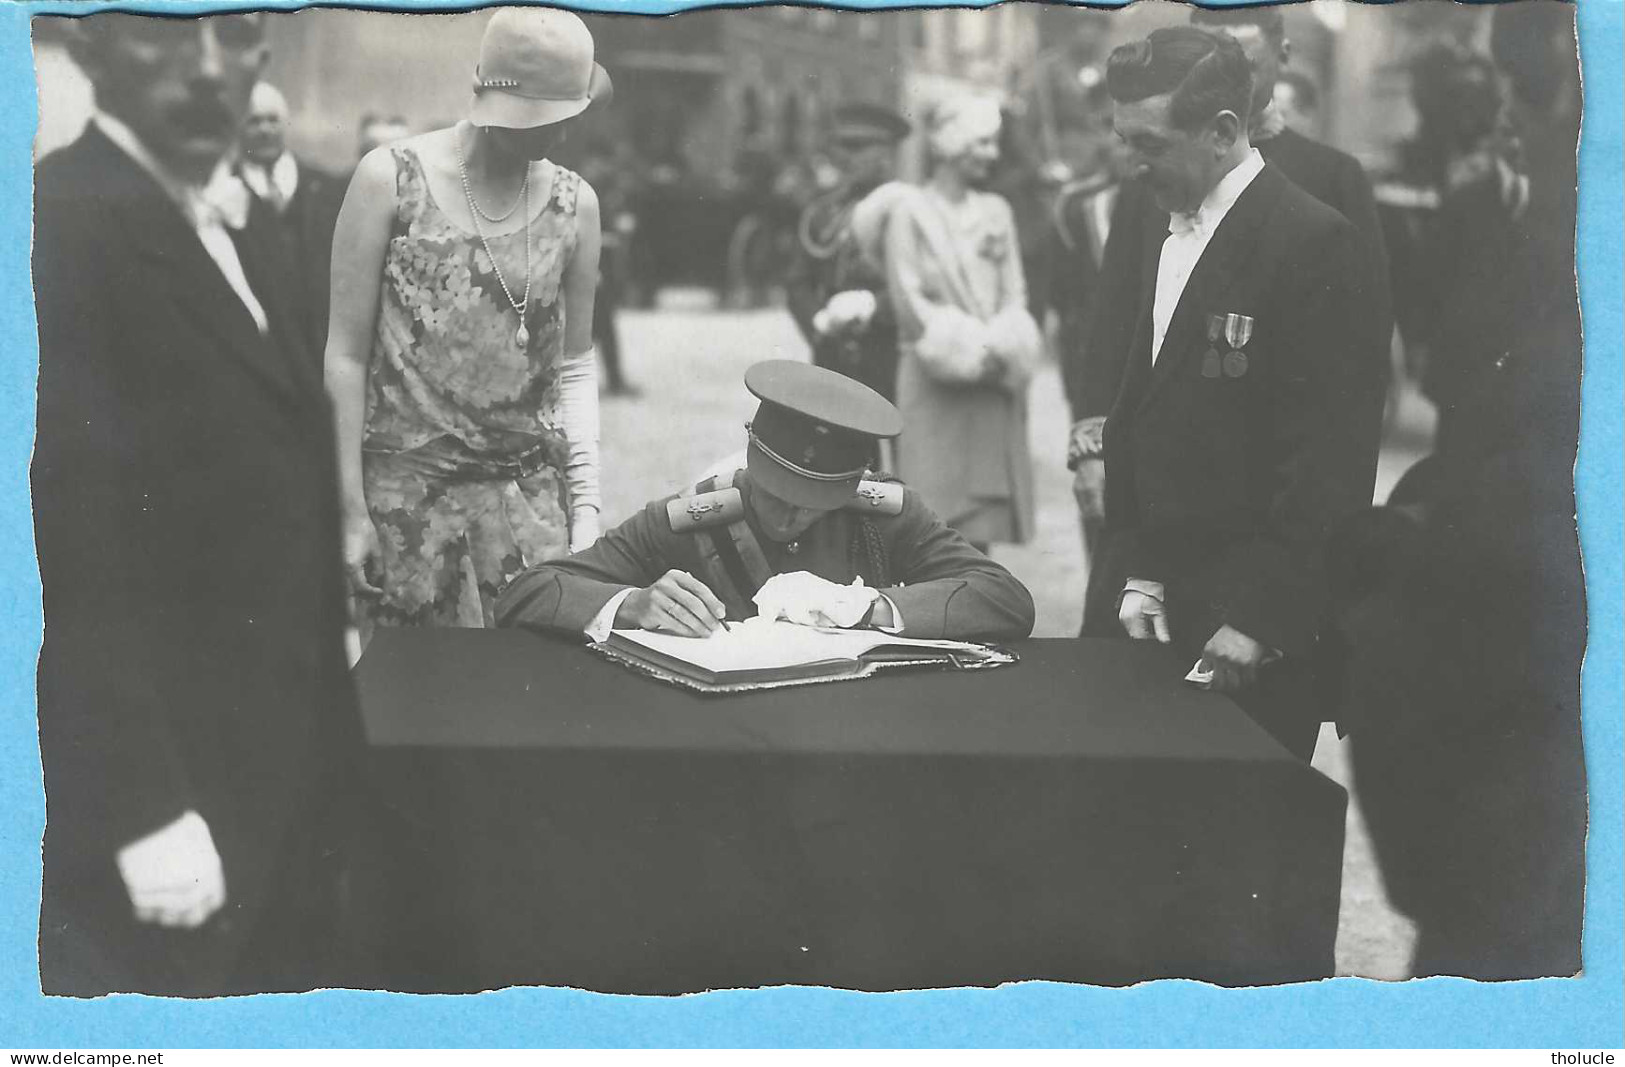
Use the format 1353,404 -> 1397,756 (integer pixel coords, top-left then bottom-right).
1092,28 -> 1386,763
32,13 -> 362,994
1070,6 -> 1390,638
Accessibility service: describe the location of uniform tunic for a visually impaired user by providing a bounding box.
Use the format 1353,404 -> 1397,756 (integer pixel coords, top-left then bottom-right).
495,473 -> 1035,641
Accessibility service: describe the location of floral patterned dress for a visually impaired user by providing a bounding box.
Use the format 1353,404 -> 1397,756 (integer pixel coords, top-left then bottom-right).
360,146 -> 581,633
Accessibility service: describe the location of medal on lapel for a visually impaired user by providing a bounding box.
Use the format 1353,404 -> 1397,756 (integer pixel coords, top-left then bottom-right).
1222,312 -> 1254,378
1202,315 -> 1224,379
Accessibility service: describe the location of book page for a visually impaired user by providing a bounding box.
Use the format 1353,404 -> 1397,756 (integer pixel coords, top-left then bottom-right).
610,618 -> 981,675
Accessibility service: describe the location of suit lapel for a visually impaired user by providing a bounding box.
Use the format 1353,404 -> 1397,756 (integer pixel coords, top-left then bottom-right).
1138,165 -> 1284,407
233,201 -> 326,401
88,128 -> 305,408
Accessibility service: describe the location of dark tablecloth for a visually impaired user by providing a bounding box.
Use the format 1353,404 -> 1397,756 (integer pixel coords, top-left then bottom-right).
349,630 -> 1345,993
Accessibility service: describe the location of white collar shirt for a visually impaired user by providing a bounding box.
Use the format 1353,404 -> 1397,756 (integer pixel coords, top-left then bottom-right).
94,113 -> 269,335
239,151 -> 300,213
1151,148 -> 1265,362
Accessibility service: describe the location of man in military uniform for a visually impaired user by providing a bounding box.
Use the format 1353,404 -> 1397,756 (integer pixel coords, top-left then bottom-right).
785,103 -> 912,402
495,361 -> 1035,642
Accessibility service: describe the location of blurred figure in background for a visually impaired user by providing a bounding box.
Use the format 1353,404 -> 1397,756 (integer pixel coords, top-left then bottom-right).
1374,44 -> 1513,444
1333,1 -> 1585,980
1046,68 -> 1131,576
357,112 -> 411,158
988,102 -> 1066,323
325,8 -> 606,637
881,96 -> 1041,554
578,138 -> 642,396
236,80 -> 346,362
1272,70 -> 1322,141
786,101 -> 912,402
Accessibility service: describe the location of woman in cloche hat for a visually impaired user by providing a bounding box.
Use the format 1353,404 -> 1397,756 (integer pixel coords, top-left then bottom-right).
325,7 -> 612,641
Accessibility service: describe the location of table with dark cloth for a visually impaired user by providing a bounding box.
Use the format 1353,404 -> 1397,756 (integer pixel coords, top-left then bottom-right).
348,631 -> 1345,993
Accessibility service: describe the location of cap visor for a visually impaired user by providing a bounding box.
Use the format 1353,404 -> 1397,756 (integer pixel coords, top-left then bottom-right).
747,441 -> 860,512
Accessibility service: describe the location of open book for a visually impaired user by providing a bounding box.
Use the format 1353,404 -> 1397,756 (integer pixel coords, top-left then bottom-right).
591,617 -> 1017,694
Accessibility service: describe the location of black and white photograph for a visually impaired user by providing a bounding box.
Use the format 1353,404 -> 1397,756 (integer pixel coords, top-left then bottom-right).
27,0 -> 1591,1008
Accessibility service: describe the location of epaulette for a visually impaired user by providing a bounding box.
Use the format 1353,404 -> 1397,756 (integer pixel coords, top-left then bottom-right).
844,479 -> 904,517
666,486 -> 745,532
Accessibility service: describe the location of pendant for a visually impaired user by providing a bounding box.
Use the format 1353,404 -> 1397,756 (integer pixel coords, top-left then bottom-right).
516,323 -> 529,348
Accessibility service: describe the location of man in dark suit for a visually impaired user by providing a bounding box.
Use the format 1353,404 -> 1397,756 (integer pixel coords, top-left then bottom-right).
1334,2 -> 1586,979
236,80 -> 347,365
1046,74 -> 1132,569
1068,6 -> 1391,635
1092,28 -> 1387,762
32,12 -> 362,995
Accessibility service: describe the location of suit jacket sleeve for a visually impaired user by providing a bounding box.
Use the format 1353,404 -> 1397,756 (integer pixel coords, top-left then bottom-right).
880,491 -> 1036,640
494,500 -> 680,635
1077,184 -> 1150,420
32,192 -> 197,857
1048,195 -> 1095,419
1206,218 -> 1386,655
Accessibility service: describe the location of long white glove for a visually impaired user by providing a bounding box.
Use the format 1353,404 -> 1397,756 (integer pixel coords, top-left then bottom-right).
116,810 -> 227,929
754,572 -> 880,629
557,347 -> 602,551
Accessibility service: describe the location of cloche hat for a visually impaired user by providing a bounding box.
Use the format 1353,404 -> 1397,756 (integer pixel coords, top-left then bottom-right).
470,8 -> 612,129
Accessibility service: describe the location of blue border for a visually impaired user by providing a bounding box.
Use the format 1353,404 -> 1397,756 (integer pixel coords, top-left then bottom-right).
1,0 -> 1619,1049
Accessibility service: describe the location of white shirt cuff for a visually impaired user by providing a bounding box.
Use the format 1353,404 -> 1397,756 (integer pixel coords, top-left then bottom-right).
585,588 -> 635,643
1123,578 -> 1165,602
872,593 -> 904,633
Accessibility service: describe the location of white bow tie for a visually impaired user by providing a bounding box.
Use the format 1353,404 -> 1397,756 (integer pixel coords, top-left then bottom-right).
1168,209 -> 1202,237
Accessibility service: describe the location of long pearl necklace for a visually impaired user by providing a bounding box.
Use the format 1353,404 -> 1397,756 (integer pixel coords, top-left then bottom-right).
455,134 -> 534,348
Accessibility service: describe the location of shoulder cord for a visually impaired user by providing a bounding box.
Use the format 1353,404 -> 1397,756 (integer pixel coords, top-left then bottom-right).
848,469 -> 899,587
849,517 -> 891,589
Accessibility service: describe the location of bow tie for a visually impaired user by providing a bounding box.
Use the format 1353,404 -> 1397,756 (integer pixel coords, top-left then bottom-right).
1168,209 -> 1202,237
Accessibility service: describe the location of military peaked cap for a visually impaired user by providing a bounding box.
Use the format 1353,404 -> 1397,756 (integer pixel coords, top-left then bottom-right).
744,361 -> 904,511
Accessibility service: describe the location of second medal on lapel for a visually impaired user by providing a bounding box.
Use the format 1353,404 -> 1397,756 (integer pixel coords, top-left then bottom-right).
1222,312 -> 1255,379
1203,314 -> 1224,379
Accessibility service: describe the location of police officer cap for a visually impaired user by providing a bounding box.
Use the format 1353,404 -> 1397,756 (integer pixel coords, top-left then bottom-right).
831,102 -> 912,148
744,361 -> 903,511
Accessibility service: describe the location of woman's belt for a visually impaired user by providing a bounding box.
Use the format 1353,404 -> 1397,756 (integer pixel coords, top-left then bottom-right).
363,433 -> 566,483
